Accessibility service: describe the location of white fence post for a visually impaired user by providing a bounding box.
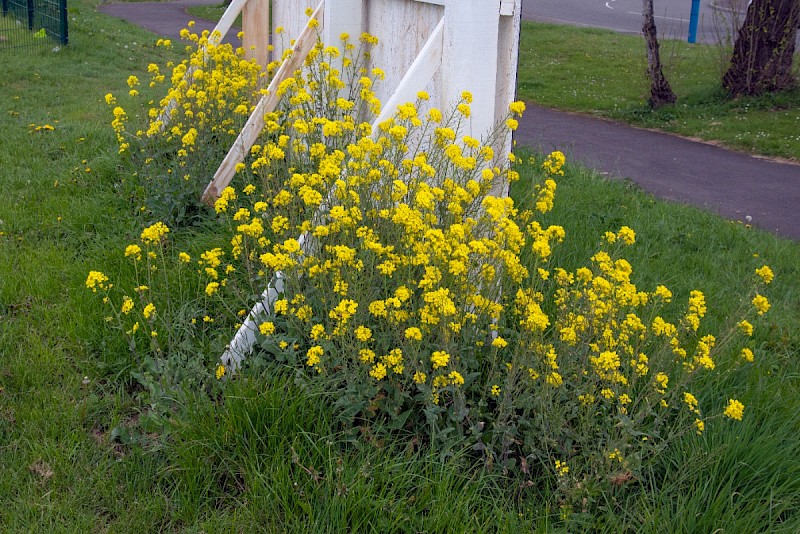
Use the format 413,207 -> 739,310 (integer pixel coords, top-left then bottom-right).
442,0 -> 501,140
494,0 -> 522,197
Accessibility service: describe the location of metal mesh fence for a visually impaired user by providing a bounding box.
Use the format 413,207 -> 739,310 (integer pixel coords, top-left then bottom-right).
1,0 -> 68,50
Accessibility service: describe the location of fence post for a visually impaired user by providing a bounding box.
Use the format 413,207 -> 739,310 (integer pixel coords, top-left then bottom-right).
442,0 -> 501,188
27,0 -> 35,30
243,0 -> 270,67
493,0 -> 522,192
442,0 -> 500,134
59,0 -> 68,44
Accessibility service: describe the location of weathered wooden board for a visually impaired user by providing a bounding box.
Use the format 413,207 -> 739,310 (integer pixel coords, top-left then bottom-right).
201,1 -> 325,203
272,0 -> 319,59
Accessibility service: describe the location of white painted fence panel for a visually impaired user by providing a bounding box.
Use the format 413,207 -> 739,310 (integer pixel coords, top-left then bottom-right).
272,0 -> 318,57
208,0 -> 522,366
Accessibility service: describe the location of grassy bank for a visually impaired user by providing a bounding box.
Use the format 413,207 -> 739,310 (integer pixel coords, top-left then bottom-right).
2,2 -> 800,530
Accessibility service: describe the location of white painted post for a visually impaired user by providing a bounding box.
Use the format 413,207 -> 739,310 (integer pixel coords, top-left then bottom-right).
442,0 -> 501,139
493,0 -> 522,197
442,0 -> 502,194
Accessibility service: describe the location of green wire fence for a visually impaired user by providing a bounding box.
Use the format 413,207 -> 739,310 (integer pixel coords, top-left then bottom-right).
1,0 -> 68,50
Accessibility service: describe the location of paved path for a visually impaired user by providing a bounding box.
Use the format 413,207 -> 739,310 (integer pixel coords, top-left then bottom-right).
519,106 -> 800,240
98,0 -> 239,44
97,0 -> 800,240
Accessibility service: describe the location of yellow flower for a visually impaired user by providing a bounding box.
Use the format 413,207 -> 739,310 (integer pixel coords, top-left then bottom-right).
724,399 -> 745,421
491,336 -> 508,348
413,372 -> 427,384
354,325 -> 372,342
683,392 -> 699,413
143,303 -> 156,320
306,345 -> 323,367
359,349 -> 376,363
755,265 -> 774,284
310,324 -> 325,340
546,372 -> 563,387
85,271 -> 109,292
448,371 -> 465,386
214,187 -> 236,213
140,222 -> 169,245
617,226 -> 636,245
205,282 -> 220,296
752,294 -> 770,315
369,363 -> 387,380
509,101 -> 526,116
404,327 -> 422,341
259,322 -> 276,336
554,459 -> 569,476
737,320 -> 753,336
490,384 -> 501,397
694,418 -> 705,435
654,285 -> 673,302
215,364 -> 226,380
431,351 -> 450,369
740,348 -> 754,362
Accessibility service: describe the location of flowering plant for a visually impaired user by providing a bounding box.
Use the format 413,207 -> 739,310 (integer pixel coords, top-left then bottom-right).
90,25 -> 773,504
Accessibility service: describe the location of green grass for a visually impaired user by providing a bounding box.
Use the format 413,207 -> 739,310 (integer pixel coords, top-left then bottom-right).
2,1 -> 800,530
517,21 -> 800,161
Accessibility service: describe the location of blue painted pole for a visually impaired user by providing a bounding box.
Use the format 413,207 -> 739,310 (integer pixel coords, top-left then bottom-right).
688,0 -> 701,43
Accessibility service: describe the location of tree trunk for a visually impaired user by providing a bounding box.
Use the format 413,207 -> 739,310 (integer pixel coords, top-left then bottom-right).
642,0 -> 677,108
723,0 -> 800,96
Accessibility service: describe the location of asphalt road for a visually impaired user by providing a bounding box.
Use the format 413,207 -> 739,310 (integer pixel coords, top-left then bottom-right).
522,0 -> 747,43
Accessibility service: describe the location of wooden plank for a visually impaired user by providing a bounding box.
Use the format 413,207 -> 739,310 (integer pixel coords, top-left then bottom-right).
323,0 -> 363,46
243,0 -> 270,66
201,1 -> 325,204
368,0 -> 443,111
272,0 -> 318,59
370,16 -> 443,130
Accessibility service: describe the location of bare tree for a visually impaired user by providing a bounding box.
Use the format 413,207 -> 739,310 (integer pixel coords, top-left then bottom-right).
723,0 -> 799,96
642,0 -> 676,107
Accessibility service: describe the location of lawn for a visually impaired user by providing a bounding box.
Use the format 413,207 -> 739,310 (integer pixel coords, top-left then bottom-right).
1,1 -> 800,531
